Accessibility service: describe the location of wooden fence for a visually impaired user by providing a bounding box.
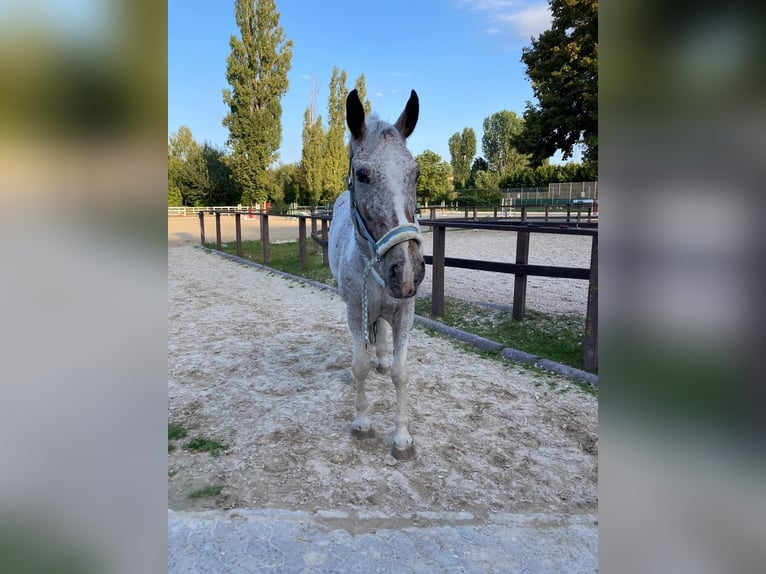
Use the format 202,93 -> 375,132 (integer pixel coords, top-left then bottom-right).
198,209 -> 598,372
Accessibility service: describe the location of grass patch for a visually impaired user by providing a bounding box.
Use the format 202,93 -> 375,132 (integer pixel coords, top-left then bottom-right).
207,239 -> 335,286
183,436 -> 228,456
189,484 -> 224,499
168,421 -> 188,441
415,296 -> 593,374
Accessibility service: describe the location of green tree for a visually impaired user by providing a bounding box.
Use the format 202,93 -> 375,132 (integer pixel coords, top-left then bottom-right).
301,106 -> 326,206
324,66 -> 348,201
202,144 -> 240,205
468,156 -> 488,188
448,127 -> 477,190
222,0 -> 293,205
519,0 -> 597,165
178,144 -> 210,206
273,163 -> 301,206
415,150 -> 452,206
482,110 -> 529,177
353,74 -> 372,116
169,126 -> 196,205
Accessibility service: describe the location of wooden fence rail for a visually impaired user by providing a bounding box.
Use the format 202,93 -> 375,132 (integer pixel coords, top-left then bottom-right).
199,210 -> 598,371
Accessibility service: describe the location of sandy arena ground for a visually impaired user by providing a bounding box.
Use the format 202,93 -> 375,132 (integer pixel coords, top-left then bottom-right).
168,216 -> 597,530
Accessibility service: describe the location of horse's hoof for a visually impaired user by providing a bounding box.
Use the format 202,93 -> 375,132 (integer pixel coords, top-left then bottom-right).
391,444 -> 416,461
352,428 -> 375,440
375,365 -> 390,374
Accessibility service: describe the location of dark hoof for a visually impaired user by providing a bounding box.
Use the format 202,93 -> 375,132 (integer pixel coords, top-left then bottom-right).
391,444 -> 416,461
375,365 -> 390,374
352,428 -> 375,440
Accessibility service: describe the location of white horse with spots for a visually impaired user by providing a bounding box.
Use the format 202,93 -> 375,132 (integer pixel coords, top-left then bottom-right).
329,89 -> 425,460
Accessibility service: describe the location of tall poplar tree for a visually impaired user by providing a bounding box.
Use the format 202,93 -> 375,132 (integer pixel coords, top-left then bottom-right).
353,74 -> 372,116
301,106 -> 326,206
448,127 -> 477,190
222,0 -> 293,205
324,66 -> 348,200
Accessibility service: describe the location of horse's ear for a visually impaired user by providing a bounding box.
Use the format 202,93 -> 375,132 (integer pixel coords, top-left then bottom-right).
394,90 -> 419,139
346,89 -> 366,139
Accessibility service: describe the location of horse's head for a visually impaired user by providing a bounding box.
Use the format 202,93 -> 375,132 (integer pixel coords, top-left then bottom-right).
346,89 -> 425,299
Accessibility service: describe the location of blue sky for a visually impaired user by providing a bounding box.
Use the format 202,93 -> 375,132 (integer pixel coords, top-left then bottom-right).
168,0 -> 562,165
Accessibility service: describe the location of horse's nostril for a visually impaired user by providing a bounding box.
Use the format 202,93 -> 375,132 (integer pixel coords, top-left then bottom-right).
390,263 -> 400,278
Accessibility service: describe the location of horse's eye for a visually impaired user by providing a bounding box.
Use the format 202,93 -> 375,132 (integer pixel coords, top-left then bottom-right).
357,168 -> 371,184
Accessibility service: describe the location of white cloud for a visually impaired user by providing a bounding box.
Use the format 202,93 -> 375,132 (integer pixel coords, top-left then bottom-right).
375,92 -> 384,98
497,5 -> 551,39
458,0 -> 551,41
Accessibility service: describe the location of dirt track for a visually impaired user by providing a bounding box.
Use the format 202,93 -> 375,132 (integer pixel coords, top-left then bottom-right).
167,237 -> 597,527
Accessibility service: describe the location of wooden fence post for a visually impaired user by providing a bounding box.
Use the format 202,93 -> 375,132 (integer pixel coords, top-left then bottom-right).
583,235 -> 598,371
321,218 -> 329,266
512,230 -> 530,320
235,212 -> 243,257
198,211 -> 205,244
298,216 -> 307,272
215,210 -> 222,250
431,224 -> 446,317
544,205 -> 550,222
311,215 -> 318,254
261,213 -> 270,264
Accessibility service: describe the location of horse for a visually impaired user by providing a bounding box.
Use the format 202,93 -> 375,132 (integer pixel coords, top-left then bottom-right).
329,89 -> 425,461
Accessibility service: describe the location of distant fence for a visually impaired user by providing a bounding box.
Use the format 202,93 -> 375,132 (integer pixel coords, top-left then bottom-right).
504,181 -> 598,205
169,205 -> 331,217
198,209 -> 598,373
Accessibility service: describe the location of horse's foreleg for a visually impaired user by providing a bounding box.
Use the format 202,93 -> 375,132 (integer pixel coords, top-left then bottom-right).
374,318 -> 390,374
350,330 -> 375,440
390,323 -> 415,460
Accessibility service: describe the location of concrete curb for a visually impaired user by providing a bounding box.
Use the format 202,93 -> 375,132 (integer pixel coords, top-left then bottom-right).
168,508 -> 598,574
195,245 -> 598,387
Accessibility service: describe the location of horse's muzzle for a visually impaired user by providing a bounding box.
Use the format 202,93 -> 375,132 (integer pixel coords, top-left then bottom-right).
384,241 -> 425,299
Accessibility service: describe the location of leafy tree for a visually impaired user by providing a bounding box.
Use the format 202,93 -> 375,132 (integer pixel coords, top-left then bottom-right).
415,150 -> 452,206
222,0 -> 293,205
468,156 -> 488,188
169,126 -> 195,205
300,106 -> 326,206
178,144 -> 210,206
473,169 -> 499,191
202,144 -> 240,205
448,127 -> 476,190
353,74 -> 372,116
324,66 -> 349,201
519,0 -> 597,166
273,163 -> 301,206
481,110 -> 529,176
